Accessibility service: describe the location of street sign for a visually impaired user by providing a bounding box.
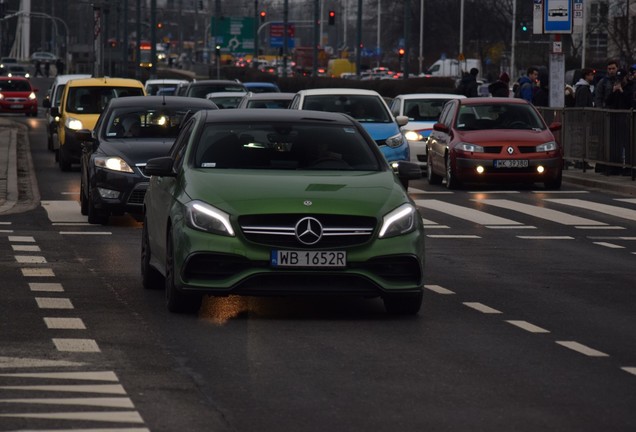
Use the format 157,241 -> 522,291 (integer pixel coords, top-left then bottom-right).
269,23 -> 295,48
544,0 -> 573,34
533,0 -> 544,34
211,16 -> 255,53
572,0 -> 584,30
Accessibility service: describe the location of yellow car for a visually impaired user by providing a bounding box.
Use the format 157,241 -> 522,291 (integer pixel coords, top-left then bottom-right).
52,77 -> 145,171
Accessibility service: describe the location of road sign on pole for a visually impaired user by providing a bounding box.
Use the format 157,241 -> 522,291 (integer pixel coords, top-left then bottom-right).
533,0 -> 544,34
544,0 -> 573,34
211,16 -> 255,53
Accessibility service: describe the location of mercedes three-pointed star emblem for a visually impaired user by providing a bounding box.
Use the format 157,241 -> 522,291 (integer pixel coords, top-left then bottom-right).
295,217 -> 323,245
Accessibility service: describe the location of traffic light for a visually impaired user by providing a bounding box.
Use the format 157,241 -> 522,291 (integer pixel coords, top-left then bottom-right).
398,48 -> 405,60
520,21 -> 528,32
260,10 -> 266,23
328,10 -> 335,25
215,45 -> 221,58
157,22 -> 163,29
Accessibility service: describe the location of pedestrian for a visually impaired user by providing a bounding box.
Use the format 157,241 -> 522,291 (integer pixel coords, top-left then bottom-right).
33,60 -> 42,77
605,68 -> 634,109
593,59 -> 619,108
573,68 -> 595,107
488,72 -> 510,97
456,67 -> 479,97
55,58 -> 65,76
564,85 -> 576,107
514,67 -> 539,102
44,61 -> 50,78
532,78 -> 549,106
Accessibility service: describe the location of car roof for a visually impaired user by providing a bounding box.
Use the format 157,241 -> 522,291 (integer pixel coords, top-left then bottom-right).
459,96 -> 529,106
66,77 -> 145,88
206,91 -> 247,98
189,79 -> 243,86
297,88 -> 381,96
201,108 -> 356,125
243,92 -> 295,100
244,82 -> 279,88
52,74 -> 92,85
106,95 -> 219,109
394,93 -> 466,100
145,79 -> 189,85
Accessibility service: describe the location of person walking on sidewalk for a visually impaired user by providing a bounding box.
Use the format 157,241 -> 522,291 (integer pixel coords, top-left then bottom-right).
594,59 -> 618,108
488,72 -> 511,97
514,67 -> 539,103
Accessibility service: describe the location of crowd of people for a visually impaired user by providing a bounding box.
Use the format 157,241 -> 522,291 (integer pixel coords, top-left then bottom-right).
457,59 -> 636,110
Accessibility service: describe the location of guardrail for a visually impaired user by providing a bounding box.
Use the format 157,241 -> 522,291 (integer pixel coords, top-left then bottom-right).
537,107 -> 635,180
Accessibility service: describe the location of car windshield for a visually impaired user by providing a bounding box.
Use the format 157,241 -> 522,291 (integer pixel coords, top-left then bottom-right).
105,107 -> 191,139
404,99 -> 452,122
208,96 -> 243,109
303,95 -> 392,123
189,84 -> 246,98
0,80 -> 30,91
194,122 -> 381,171
66,86 -> 144,114
455,103 -> 546,131
246,99 -> 291,109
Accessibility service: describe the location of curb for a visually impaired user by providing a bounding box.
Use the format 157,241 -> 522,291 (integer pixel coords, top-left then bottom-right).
0,127 -> 18,214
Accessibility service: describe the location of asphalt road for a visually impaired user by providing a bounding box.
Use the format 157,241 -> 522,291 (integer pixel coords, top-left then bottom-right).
0,106 -> 635,431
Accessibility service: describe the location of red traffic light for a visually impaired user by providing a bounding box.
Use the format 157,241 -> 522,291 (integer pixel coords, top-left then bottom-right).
259,10 -> 266,22
398,48 -> 405,58
328,10 -> 335,25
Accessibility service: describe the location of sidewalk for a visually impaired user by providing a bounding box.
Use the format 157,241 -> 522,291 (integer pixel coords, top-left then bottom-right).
0,118 -> 635,215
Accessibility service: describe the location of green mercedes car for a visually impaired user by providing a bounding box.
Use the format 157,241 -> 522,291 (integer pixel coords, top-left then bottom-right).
141,109 -> 425,314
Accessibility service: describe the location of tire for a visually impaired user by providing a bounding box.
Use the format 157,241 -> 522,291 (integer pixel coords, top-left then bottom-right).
544,171 -> 563,190
165,228 -> 202,313
383,291 -> 423,315
141,218 -> 164,290
445,156 -> 461,190
58,145 -> 72,171
87,191 -> 109,225
47,133 -> 53,151
427,152 -> 443,185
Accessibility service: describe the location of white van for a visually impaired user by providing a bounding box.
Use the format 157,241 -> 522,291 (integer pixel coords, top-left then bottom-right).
424,58 -> 481,79
42,74 -> 91,151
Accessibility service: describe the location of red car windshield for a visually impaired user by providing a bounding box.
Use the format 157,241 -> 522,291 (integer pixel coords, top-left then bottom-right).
0,79 -> 31,92
456,103 -> 546,131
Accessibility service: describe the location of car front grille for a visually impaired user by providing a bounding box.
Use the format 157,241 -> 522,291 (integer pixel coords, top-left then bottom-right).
4,97 -> 27,102
484,146 -> 502,154
239,214 -> 376,248
127,183 -> 148,205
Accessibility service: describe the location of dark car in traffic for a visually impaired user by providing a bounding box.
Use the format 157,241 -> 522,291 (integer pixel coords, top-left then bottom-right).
79,96 -> 218,224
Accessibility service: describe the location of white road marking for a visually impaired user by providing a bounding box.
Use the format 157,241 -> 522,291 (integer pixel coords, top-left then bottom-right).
29,282 -> 64,292
0,229 -> 14,233
556,341 -> 609,357
486,225 -> 536,229
532,190 -> 588,194
60,192 -> 80,195
15,255 -> 47,264
11,245 -> 41,252
41,200 -> 86,223
424,284 -> 455,294
516,236 -> 574,240
8,236 -> 35,242
593,242 -> 625,249
0,397 -> 135,408
0,371 -> 117,381
0,357 -> 86,368
546,198 -> 636,222
468,191 -> 520,194
410,188 -> 452,194
587,236 -> 636,240
53,222 -> 91,226
0,384 -> 126,393
423,225 -> 450,229
463,302 -> 502,314
621,367 -> 636,376
615,198 -> 636,204
22,268 -> 55,277
505,320 -> 550,333
476,199 -> 607,226
427,234 -> 482,239
416,199 -> 524,225
0,410 -> 144,423
53,339 -> 101,353
574,226 -> 624,230
44,317 -> 86,329
0,221 -> 11,225
35,298 -> 74,309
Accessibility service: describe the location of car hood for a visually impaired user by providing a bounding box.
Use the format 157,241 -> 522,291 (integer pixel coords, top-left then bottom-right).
1,91 -> 33,97
456,128 -> 556,144
183,169 -> 407,216
360,122 -> 400,140
96,139 -> 175,163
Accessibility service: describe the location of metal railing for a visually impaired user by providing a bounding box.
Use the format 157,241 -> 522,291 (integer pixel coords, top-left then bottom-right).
537,107 -> 635,180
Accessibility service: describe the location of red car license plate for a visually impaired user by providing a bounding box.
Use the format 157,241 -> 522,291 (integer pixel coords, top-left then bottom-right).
494,159 -> 528,168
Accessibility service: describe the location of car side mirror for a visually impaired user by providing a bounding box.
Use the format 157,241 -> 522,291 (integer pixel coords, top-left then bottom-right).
433,122 -> 449,133
395,115 -> 409,126
549,121 -> 562,132
145,156 -> 176,177
75,129 -> 92,142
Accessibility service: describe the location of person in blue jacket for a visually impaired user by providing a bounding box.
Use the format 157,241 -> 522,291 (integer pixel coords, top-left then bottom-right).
515,67 -> 539,102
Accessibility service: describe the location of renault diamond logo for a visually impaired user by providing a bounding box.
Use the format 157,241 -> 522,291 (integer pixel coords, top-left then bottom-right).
507,146 -> 514,155
295,217 -> 323,245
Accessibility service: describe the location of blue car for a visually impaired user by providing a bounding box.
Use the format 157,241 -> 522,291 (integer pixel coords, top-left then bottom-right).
243,81 -> 281,93
289,88 -> 410,171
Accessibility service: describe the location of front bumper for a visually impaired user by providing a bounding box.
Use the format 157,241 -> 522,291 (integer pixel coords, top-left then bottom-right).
455,156 -> 562,182
90,166 -> 148,216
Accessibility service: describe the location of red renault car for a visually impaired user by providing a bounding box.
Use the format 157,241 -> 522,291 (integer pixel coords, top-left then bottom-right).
0,76 -> 38,117
426,97 -> 563,189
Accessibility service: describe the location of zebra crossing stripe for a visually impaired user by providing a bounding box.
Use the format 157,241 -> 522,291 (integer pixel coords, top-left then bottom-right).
0,371 -> 118,381
546,199 -> 636,222
416,199 -> 524,226
0,410 -> 145,423
0,384 -> 126,394
476,199 -> 607,226
0,397 -> 135,408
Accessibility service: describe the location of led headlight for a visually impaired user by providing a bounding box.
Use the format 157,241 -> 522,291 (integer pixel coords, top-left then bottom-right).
94,156 -> 134,173
536,141 -> 557,152
65,117 -> 83,130
28,92 -> 36,100
379,203 -> 417,238
185,200 -> 235,236
404,130 -> 423,141
385,132 -> 406,148
456,142 -> 484,153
